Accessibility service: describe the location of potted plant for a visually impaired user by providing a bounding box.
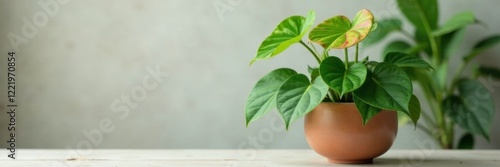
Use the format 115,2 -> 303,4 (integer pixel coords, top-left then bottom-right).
363,0 -> 500,149
244,9 -> 432,163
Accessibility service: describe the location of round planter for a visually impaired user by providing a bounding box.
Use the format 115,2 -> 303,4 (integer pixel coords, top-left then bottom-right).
304,102 -> 397,164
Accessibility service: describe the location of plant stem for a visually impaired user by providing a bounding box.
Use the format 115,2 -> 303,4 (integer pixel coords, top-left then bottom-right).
434,101 -> 449,148
448,62 -> 467,95
414,3 -> 441,66
327,89 -> 340,102
323,49 -> 330,60
417,15 -> 447,147
344,48 -> 349,69
355,44 -> 359,63
300,40 -> 321,64
435,91 -> 447,148
430,39 -> 440,66
446,118 -> 455,148
309,42 -> 322,60
441,56 -> 476,148
326,91 -> 334,102
424,92 -> 448,148
416,77 -> 442,139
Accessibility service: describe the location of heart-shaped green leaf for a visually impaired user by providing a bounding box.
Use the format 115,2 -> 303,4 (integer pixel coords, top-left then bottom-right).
443,79 -> 494,140
458,79 -> 494,140
309,9 -> 374,49
276,74 -> 329,129
251,11 -> 315,64
432,11 -> 475,36
384,52 -> 433,70
363,18 -> 402,46
353,95 -> 382,125
354,63 -> 412,112
245,68 -> 297,126
319,56 -> 367,97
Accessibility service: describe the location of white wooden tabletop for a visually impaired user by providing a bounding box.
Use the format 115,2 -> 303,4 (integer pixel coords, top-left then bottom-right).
0,149 -> 499,166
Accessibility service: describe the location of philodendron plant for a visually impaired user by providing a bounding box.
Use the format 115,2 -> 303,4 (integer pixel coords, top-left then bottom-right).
245,9 -> 432,129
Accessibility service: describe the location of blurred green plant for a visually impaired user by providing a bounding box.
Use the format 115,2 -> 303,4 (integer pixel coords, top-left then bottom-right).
364,0 -> 500,149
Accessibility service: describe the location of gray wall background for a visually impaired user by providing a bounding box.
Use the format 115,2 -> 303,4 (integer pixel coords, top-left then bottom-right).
0,0 -> 499,150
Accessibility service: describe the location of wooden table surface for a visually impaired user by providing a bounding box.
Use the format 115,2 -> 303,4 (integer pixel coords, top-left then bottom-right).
0,149 -> 499,166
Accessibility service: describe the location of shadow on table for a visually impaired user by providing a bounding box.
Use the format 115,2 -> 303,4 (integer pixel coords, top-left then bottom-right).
278,158 -> 499,167
374,158 -> 499,166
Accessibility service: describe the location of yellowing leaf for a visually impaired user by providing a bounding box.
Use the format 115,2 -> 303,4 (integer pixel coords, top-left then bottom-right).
309,9 -> 374,49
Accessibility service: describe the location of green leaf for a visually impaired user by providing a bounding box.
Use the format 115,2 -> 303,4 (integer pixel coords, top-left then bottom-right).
251,11 -> 315,64
406,95 -> 421,127
474,35 -> 500,49
371,21 -> 378,32
457,133 -> 474,149
432,11 -> 475,36
382,40 -> 412,56
434,63 -> 448,90
319,56 -> 367,97
363,18 -> 403,46
366,61 -> 379,68
353,95 -> 382,125
354,63 -> 412,112
309,9 -> 374,49
442,28 -> 467,60
458,79 -> 495,140
395,95 -> 423,128
476,66 -> 500,80
443,79 -> 494,140
397,0 -> 438,30
245,68 -> 297,126
383,52 -> 433,70
307,66 -> 320,82
361,56 -> 369,64
465,35 -> 500,61
276,74 -> 329,129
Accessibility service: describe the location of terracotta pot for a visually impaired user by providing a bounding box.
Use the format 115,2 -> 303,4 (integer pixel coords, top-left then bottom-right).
304,102 -> 397,164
